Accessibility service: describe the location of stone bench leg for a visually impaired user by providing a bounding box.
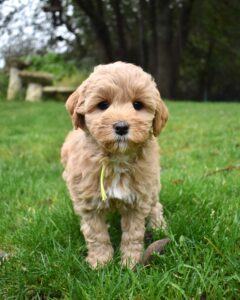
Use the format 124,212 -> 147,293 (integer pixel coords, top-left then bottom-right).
26,83 -> 43,102
7,68 -> 22,100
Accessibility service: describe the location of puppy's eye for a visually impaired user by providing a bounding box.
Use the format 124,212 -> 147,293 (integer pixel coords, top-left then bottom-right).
97,100 -> 110,110
133,101 -> 144,111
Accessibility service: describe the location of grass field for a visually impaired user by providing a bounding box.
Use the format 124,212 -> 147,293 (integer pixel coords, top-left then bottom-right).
0,100 -> 239,299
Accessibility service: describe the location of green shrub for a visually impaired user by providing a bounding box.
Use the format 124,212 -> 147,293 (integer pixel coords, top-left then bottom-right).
25,53 -> 88,84
0,70 -> 8,101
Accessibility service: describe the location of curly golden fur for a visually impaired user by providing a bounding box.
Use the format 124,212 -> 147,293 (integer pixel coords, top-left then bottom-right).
61,61 -> 168,268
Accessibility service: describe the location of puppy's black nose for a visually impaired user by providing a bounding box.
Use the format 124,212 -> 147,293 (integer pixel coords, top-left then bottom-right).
113,121 -> 129,136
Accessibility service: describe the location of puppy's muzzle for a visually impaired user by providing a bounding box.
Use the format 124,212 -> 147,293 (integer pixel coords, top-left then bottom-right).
113,121 -> 129,136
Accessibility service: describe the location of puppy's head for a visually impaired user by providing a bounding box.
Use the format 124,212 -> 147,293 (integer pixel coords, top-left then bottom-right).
66,62 -> 168,153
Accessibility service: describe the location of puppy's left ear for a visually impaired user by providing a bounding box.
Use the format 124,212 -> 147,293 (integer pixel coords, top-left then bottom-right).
153,92 -> 169,136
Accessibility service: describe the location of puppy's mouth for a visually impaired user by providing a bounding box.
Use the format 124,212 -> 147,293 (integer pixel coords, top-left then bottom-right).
114,135 -> 129,152
99,132 -> 144,154
115,135 -> 128,142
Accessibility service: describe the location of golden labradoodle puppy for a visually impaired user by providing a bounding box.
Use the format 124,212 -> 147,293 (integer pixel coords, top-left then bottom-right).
61,61 -> 168,268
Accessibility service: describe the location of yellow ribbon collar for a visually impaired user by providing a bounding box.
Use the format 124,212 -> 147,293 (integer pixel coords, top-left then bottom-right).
100,160 -> 107,202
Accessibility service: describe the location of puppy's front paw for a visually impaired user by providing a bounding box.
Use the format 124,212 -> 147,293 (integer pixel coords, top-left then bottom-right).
121,252 -> 142,269
86,246 -> 113,268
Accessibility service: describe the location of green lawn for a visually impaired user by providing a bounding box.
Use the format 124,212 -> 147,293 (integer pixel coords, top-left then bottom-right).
0,101 -> 239,299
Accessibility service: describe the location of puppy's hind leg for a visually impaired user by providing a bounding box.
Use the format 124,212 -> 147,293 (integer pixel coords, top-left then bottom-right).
149,201 -> 166,230
80,211 -> 113,268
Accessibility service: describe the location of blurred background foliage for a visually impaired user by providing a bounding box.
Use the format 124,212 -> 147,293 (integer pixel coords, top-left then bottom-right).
0,0 -> 239,101
26,53 -> 88,86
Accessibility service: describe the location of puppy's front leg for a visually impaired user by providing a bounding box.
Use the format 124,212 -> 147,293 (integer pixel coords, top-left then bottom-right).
80,211 -> 113,268
120,210 -> 147,268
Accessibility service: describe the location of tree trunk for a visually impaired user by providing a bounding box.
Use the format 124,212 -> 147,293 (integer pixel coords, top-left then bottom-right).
198,38 -> 215,101
74,0 -> 114,61
68,0 -> 195,99
148,3 -> 174,98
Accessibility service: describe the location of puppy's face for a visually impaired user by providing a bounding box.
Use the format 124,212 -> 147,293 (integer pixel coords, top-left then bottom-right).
66,62 -> 168,153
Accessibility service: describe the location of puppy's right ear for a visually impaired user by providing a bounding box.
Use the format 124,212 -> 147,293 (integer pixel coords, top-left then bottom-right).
65,84 -> 86,130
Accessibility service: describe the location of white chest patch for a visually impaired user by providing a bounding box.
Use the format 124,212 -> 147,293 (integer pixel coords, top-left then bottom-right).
106,162 -> 136,204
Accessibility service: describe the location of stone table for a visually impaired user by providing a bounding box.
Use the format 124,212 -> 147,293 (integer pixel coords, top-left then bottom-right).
19,71 -> 54,101
43,86 -> 75,101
